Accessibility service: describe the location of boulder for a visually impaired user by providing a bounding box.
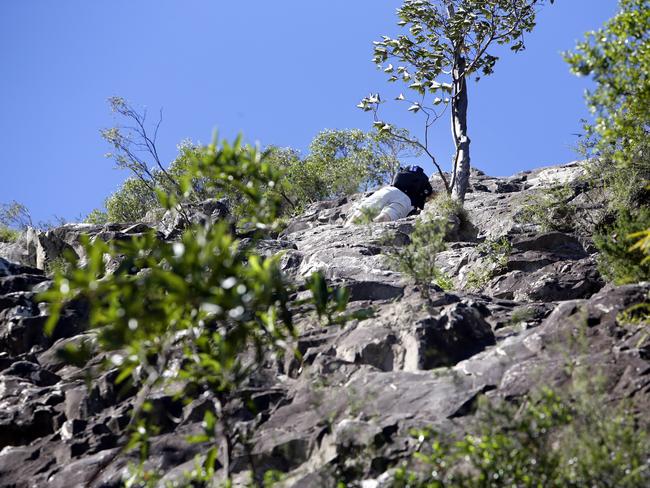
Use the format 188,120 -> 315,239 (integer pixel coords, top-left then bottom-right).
158,198 -> 231,239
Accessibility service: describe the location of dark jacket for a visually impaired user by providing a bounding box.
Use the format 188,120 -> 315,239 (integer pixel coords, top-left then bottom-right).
392,169 -> 434,210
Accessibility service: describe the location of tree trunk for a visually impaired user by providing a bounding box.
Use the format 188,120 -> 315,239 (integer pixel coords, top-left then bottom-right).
450,51 -> 471,203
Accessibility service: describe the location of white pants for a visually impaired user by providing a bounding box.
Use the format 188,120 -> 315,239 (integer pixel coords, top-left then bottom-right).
346,186 -> 413,225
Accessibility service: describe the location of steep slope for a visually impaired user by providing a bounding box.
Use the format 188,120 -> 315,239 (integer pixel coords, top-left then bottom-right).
0,162 -> 648,487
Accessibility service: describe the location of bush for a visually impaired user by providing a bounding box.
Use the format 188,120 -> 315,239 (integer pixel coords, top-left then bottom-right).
306,128 -> 417,197
0,200 -> 32,230
565,0 -> 650,286
84,208 -> 108,225
104,177 -> 160,223
393,386 -> 650,487
464,237 -> 512,291
92,127 -> 414,225
516,183 -> 578,232
594,207 -> 650,284
385,215 -> 453,296
564,0 -> 649,170
0,226 -> 20,243
427,193 -> 468,225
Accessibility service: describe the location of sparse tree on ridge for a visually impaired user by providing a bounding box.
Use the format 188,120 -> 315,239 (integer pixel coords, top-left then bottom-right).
359,0 -> 554,203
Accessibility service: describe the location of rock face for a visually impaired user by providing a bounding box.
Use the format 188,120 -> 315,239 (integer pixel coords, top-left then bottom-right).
1,162 -> 648,487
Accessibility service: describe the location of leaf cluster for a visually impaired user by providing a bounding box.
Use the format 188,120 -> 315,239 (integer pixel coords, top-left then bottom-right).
374,0 -> 546,92
305,272 -> 374,327
564,0 -> 650,169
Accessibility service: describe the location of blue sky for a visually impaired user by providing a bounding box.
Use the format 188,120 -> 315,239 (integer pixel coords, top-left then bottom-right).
1,0 -> 618,224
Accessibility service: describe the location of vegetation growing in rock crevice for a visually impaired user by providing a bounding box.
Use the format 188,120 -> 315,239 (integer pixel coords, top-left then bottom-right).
0,226 -> 20,243
464,237 -> 511,291
516,183 -> 584,233
384,215 -> 454,297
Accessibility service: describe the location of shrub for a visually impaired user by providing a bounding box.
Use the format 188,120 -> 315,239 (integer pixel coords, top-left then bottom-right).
84,208 -> 108,225
94,125 -> 414,225
564,0 -> 650,170
0,200 -> 32,229
385,215 -> 453,296
464,237 -> 512,291
306,128 -> 417,198
565,0 -> 650,286
393,386 -> 650,487
263,145 -> 323,216
104,177 -> 160,223
427,193 -> 468,225
508,307 -> 537,326
617,301 -> 650,327
516,184 -> 578,232
0,226 -> 20,243
594,207 -> 650,284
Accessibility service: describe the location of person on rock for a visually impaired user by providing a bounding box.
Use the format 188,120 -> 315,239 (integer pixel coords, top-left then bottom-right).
345,165 -> 434,225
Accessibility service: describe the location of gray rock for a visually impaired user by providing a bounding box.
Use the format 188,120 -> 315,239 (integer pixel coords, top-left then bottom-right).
0,162 -> 648,487
486,257 -> 604,302
158,198 -> 231,239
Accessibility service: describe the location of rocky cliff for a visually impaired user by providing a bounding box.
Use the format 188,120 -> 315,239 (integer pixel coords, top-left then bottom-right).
0,161 -> 648,487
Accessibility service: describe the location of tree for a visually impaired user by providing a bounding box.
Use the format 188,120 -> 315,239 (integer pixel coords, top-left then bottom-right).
374,127 -> 424,182
565,0 -> 650,284
359,0 -> 553,202
306,128 -> 420,196
0,200 -> 32,229
101,97 -> 182,200
564,0 -> 649,204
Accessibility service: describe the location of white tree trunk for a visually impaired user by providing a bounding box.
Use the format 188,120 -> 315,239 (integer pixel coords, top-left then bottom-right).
450,52 -> 471,203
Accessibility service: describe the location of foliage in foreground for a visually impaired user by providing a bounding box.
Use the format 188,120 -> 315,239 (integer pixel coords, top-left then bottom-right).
393,387 -> 650,487
41,137 -> 362,486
